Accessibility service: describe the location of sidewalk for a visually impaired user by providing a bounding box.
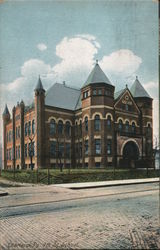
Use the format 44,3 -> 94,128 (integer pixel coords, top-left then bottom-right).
53,177 -> 160,189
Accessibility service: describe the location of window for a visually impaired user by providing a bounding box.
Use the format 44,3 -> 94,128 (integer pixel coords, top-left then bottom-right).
32,142 -> 35,156
7,132 -> 8,142
83,91 -> 89,99
16,127 -> 18,139
32,120 -> 35,134
125,104 -> 129,111
98,89 -> 102,95
93,89 -> 97,95
80,142 -> 82,157
147,124 -> 151,136
25,123 -> 28,136
125,121 -> 129,132
94,115 -> 100,131
18,126 -> 20,138
58,143 -> 64,157
132,122 -> 136,133
65,122 -> 71,136
66,143 -> 71,158
75,143 -> 79,157
75,121 -> 78,136
25,144 -> 28,157
95,162 -> 101,168
107,115 -> 111,129
118,119 -> 123,131
85,117 -> 88,132
105,90 -> 111,96
79,120 -> 82,136
50,119 -> 56,135
85,140 -> 88,155
95,139 -> 101,155
18,145 -> 20,158
58,120 -> 63,135
50,141 -> 56,157
28,121 -> 31,136
107,139 -> 112,155
9,131 -> 12,141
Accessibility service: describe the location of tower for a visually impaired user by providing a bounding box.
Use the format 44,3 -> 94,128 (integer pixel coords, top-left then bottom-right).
81,60 -> 115,168
130,76 -> 153,161
34,76 -> 45,168
2,104 -> 10,169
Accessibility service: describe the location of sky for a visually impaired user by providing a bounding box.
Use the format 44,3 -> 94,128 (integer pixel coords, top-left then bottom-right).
0,0 -> 159,144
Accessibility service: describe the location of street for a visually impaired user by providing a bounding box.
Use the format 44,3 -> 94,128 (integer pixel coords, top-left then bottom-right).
0,183 -> 160,249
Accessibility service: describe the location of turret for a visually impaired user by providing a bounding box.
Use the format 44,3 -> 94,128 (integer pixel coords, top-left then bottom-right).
2,104 -> 10,169
34,76 -> 45,168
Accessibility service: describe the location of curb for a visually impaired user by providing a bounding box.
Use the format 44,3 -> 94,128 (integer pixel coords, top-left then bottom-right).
69,180 -> 159,189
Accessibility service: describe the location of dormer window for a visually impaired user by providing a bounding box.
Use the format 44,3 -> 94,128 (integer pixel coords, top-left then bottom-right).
93,89 -> 97,95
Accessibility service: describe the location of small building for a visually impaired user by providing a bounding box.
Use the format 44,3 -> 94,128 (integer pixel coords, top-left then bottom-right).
3,61 -> 154,170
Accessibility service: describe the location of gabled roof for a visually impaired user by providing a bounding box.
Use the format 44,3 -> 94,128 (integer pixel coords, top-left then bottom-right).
45,83 -> 81,111
130,76 -> 151,98
35,76 -> 45,91
3,104 -> 10,116
83,61 -> 112,87
114,89 -> 125,100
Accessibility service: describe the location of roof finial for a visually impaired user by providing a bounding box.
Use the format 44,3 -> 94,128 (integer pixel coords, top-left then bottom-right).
136,76 -> 138,80
126,84 -> 128,88
96,59 -> 98,65
63,81 -> 65,85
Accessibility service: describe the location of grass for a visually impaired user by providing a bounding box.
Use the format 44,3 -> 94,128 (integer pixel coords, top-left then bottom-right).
1,168 -> 159,185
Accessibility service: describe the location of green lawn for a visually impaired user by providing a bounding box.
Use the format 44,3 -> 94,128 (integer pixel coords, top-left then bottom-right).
1,168 -> 159,185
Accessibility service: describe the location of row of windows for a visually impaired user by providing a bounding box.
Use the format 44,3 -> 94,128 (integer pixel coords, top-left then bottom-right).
50,142 -> 71,158
84,115 -> 112,132
84,139 -> 112,155
25,120 -> 35,137
83,89 -> 112,99
50,120 -> 71,136
25,142 -> 35,157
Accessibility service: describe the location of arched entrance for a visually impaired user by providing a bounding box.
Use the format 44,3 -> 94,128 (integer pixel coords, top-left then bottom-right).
122,141 -> 139,168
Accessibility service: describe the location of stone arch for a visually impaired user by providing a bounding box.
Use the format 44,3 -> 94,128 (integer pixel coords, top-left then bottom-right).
124,118 -> 131,125
91,112 -> 103,120
117,117 -> 125,123
57,118 -> 65,123
82,114 -> 90,122
64,119 -> 72,125
146,121 -> 152,127
105,113 -> 113,121
131,120 -> 138,126
48,116 -> 58,123
121,139 -> 141,156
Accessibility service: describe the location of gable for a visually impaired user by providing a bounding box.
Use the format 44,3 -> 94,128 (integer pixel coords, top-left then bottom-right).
114,89 -> 140,114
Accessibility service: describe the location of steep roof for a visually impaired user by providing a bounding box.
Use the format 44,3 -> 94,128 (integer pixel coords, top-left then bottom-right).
35,76 -> 45,91
114,89 -> 125,99
45,83 -> 81,111
130,76 -> 151,98
83,61 -> 112,87
3,104 -> 10,116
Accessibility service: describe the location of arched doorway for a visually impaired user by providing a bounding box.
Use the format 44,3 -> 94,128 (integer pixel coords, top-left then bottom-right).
122,141 -> 139,168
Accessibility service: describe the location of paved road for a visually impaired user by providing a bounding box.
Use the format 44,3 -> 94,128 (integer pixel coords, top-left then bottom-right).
0,183 -> 160,249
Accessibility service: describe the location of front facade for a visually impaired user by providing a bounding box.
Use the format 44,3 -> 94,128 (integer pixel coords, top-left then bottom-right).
3,62 -> 154,170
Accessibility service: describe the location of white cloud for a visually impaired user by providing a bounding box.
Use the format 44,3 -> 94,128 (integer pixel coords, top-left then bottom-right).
52,35 -> 99,86
37,43 -> 47,51
100,49 -> 142,77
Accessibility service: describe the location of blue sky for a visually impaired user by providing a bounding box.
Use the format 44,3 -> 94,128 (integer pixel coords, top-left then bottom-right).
0,0 -> 159,140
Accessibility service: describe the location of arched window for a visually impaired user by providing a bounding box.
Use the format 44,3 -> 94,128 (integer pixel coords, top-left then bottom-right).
50,119 -> 56,135
147,123 -> 151,136
94,115 -> 100,131
75,121 -> 78,136
66,121 -> 71,136
107,115 -> 111,129
58,120 -> 63,134
28,121 -> 31,135
131,122 -> 136,133
32,120 -> 35,134
25,123 -> 28,136
79,120 -> 82,136
118,119 -> 123,131
85,117 -> 88,132
125,121 -> 129,132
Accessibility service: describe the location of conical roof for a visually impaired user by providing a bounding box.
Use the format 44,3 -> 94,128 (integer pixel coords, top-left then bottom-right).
83,61 -> 112,87
35,76 -> 44,91
3,104 -> 10,116
130,76 -> 151,98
